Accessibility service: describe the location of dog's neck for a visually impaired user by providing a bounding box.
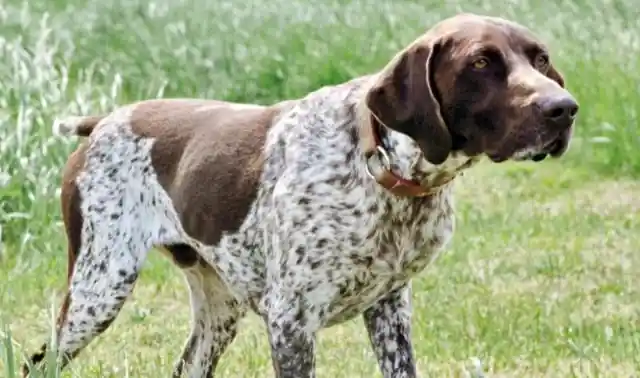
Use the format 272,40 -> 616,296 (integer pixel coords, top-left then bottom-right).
353,93 -> 478,194
378,119 -> 475,184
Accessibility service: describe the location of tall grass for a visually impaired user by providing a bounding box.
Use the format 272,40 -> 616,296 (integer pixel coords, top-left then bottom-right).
0,0 -> 638,257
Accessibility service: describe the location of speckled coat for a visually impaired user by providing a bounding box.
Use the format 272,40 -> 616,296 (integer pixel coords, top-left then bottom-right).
24,13 -> 578,378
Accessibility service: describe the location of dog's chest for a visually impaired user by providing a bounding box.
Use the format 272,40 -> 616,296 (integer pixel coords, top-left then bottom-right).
323,192 -> 455,325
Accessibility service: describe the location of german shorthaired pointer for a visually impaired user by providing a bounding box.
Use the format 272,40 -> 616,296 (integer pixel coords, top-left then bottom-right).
25,13 -> 578,378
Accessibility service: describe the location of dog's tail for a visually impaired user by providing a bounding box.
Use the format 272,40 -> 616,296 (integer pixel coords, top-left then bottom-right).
52,115 -> 105,137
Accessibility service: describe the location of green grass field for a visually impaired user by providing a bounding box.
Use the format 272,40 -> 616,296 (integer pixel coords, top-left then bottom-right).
1,0 -> 639,377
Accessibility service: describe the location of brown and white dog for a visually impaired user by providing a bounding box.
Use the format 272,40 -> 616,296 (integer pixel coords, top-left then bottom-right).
25,13 -> 578,378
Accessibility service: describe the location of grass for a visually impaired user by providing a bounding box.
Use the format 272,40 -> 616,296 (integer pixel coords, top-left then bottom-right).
0,0 -> 638,376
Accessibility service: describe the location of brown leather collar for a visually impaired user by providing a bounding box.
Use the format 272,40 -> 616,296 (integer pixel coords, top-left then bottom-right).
360,111 -> 453,198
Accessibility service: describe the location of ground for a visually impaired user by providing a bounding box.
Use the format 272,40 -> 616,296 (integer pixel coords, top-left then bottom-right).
0,0 -> 638,377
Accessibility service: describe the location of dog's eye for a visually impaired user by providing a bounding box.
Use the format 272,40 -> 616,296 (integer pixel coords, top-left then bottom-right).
534,53 -> 549,70
472,57 -> 489,70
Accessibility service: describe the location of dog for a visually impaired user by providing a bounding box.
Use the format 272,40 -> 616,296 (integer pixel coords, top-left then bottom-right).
24,13 -> 578,378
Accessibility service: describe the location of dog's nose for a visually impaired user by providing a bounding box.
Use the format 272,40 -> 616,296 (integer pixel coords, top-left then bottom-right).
539,96 -> 579,127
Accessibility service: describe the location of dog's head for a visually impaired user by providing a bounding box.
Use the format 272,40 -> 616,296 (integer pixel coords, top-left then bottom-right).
365,13 -> 579,165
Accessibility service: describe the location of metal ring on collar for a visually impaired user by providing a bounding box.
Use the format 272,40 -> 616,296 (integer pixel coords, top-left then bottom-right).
365,145 -> 392,180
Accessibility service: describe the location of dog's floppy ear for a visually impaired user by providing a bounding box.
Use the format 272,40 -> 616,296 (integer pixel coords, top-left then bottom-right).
365,40 -> 451,165
546,62 -> 565,88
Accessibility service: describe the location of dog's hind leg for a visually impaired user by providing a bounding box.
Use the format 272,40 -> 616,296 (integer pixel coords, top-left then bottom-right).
23,158 -> 84,375
172,260 -> 246,378
24,121 -> 183,375
24,190 -> 156,374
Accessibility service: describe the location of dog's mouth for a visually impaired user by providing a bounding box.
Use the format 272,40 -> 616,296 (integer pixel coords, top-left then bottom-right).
528,138 -> 562,162
534,131 -> 572,161
488,131 -> 571,163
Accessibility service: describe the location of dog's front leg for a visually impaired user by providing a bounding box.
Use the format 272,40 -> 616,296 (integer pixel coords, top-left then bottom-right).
363,284 -> 417,378
262,285 -> 318,378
